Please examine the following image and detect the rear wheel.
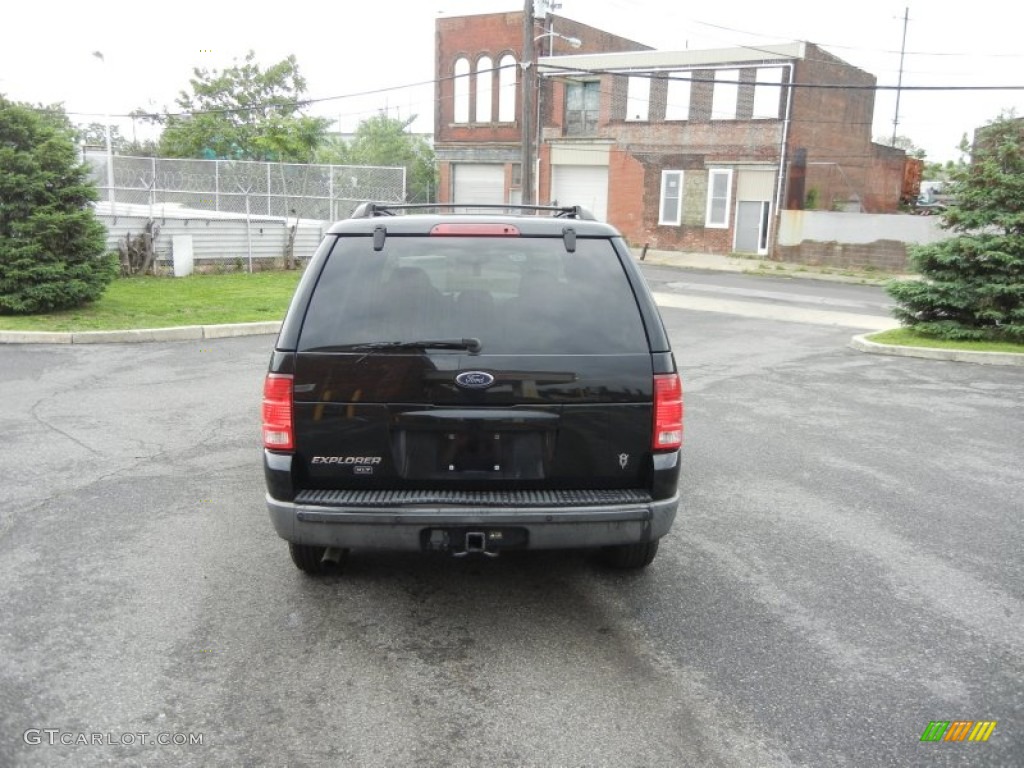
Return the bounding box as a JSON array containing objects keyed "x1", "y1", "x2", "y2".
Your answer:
[
  {"x1": 288, "y1": 543, "x2": 346, "y2": 575},
  {"x1": 600, "y1": 539, "x2": 659, "y2": 569}
]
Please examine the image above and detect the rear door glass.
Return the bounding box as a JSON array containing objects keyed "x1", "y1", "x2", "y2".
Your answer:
[{"x1": 298, "y1": 236, "x2": 649, "y2": 355}]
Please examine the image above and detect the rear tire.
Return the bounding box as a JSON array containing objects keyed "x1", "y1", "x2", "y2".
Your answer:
[
  {"x1": 600, "y1": 539, "x2": 659, "y2": 569},
  {"x1": 288, "y1": 543, "x2": 345, "y2": 575}
]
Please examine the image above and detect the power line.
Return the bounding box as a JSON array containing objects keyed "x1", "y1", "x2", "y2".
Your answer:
[
  {"x1": 684, "y1": 18, "x2": 1024, "y2": 59},
  {"x1": 597, "y1": 0, "x2": 1024, "y2": 59},
  {"x1": 36, "y1": 58, "x2": 1024, "y2": 123},
  {"x1": 540, "y1": 63, "x2": 1024, "y2": 91},
  {"x1": 38, "y1": 62, "x2": 1009, "y2": 165}
]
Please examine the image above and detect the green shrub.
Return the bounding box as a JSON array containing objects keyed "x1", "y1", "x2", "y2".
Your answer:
[
  {"x1": 887, "y1": 115, "x2": 1024, "y2": 342},
  {"x1": 0, "y1": 97, "x2": 117, "y2": 314}
]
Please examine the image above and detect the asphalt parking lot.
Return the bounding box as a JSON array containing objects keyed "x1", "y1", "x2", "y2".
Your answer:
[{"x1": 1, "y1": 274, "x2": 1021, "y2": 767}]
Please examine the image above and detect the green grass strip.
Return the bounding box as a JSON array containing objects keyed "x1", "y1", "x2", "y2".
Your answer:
[
  {"x1": 868, "y1": 328, "x2": 1024, "y2": 354},
  {"x1": 0, "y1": 271, "x2": 304, "y2": 332}
]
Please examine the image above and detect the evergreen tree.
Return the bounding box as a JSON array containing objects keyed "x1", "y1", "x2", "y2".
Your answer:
[
  {"x1": 0, "y1": 97, "x2": 116, "y2": 314},
  {"x1": 887, "y1": 114, "x2": 1024, "y2": 341}
]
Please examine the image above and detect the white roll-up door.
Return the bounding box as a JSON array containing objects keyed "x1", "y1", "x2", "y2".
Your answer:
[
  {"x1": 452, "y1": 164, "x2": 505, "y2": 205},
  {"x1": 551, "y1": 165, "x2": 608, "y2": 221}
]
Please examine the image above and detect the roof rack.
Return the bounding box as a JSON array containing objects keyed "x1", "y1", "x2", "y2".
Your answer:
[{"x1": 349, "y1": 202, "x2": 596, "y2": 221}]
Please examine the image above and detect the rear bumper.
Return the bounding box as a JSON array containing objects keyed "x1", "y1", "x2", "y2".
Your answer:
[{"x1": 266, "y1": 493, "x2": 679, "y2": 551}]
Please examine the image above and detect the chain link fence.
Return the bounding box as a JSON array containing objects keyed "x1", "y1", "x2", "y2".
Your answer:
[{"x1": 84, "y1": 153, "x2": 406, "y2": 222}]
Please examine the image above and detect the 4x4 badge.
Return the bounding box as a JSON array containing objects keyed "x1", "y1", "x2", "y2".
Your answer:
[{"x1": 455, "y1": 371, "x2": 495, "y2": 390}]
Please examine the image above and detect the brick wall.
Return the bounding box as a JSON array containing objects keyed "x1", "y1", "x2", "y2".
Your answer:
[
  {"x1": 435, "y1": 12, "x2": 649, "y2": 146},
  {"x1": 436, "y1": 13, "x2": 524, "y2": 146},
  {"x1": 787, "y1": 44, "x2": 905, "y2": 213},
  {"x1": 608, "y1": 153, "x2": 734, "y2": 252},
  {"x1": 775, "y1": 239, "x2": 909, "y2": 271},
  {"x1": 435, "y1": 12, "x2": 650, "y2": 205},
  {"x1": 607, "y1": 149, "x2": 644, "y2": 240}
]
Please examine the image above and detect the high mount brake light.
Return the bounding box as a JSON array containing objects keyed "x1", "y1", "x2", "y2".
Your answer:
[
  {"x1": 262, "y1": 374, "x2": 294, "y2": 451},
  {"x1": 429, "y1": 223, "x2": 521, "y2": 236},
  {"x1": 653, "y1": 373, "x2": 683, "y2": 451}
]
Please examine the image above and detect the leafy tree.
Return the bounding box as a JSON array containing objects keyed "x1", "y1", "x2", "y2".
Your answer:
[
  {"x1": 312, "y1": 134, "x2": 351, "y2": 166},
  {"x1": 120, "y1": 138, "x2": 161, "y2": 157},
  {"x1": 74, "y1": 121, "x2": 159, "y2": 158},
  {"x1": 0, "y1": 97, "x2": 116, "y2": 314},
  {"x1": 923, "y1": 141, "x2": 971, "y2": 181},
  {"x1": 340, "y1": 113, "x2": 437, "y2": 203},
  {"x1": 876, "y1": 134, "x2": 926, "y2": 159},
  {"x1": 922, "y1": 159, "x2": 965, "y2": 181},
  {"x1": 75, "y1": 121, "x2": 127, "y2": 152},
  {"x1": 887, "y1": 114, "x2": 1024, "y2": 341},
  {"x1": 150, "y1": 51, "x2": 331, "y2": 162}
]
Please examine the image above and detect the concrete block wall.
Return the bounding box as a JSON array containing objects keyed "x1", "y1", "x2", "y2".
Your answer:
[{"x1": 775, "y1": 240, "x2": 910, "y2": 272}]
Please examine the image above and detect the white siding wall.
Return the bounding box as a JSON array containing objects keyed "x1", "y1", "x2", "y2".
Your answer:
[{"x1": 98, "y1": 214, "x2": 326, "y2": 263}]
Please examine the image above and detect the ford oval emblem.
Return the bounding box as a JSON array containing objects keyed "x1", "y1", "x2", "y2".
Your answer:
[{"x1": 455, "y1": 371, "x2": 495, "y2": 390}]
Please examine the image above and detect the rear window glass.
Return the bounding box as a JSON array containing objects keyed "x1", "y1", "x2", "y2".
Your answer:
[{"x1": 298, "y1": 235, "x2": 649, "y2": 355}]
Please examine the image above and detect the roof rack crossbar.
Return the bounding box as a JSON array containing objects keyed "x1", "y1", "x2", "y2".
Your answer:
[{"x1": 348, "y1": 202, "x2": 596, "y2": 221}]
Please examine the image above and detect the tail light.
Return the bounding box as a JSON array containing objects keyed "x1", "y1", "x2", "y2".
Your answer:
[
  {"x1": 653, "y1": 373, "x2": 683, "y2": 451},
  {"x1": 262, "y1": 374, "x2": 294, "y2": 450}
]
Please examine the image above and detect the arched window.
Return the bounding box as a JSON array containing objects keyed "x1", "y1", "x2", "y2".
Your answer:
[
  {"x1": 498, "y1": 54, "x2": 516, "y2": 122},
  {"x1": 454, "y1": 57, "x2": 470, "y2": 124},
  {"x1": 476, "y1": 56, "x2": 493, "y2": 123}
]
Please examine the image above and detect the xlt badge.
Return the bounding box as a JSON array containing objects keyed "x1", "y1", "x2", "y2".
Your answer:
[{"x1": 455, "y1": 371, "x2": 495, "y2": 390}]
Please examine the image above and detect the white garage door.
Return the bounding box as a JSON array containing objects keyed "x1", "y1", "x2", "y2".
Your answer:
[
  {"x1": 551, "y1": 165, "x2": 608, "y2": 221},
  {"x1": 452, "y1": 164, "x2": 505, "y2": 206}
]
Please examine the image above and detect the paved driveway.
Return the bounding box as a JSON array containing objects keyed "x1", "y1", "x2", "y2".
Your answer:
[{"x1": 1, "y1": 276, "x2": 1021, "y2": 767}]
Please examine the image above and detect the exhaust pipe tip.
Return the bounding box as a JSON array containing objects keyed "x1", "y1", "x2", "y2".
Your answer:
[{"x1": 321, "y1": 547, "x2": 348, "y2": 565}]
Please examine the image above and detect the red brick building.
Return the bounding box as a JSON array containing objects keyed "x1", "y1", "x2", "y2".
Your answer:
[
  {"x1": 434, "y1": 11, "x2": 648, "y2": 207},
  {"x1": 435, "y1": 12, "x2": 907, "y2": 256}
]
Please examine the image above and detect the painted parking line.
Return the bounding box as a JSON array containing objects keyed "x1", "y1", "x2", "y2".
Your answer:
[{"x1": 652, "y1": 292, "x2": 899, "y2": 330}]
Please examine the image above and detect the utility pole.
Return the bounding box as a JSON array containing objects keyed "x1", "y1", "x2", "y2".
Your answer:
[
  {"x1": 891, "y1": 7, "x2": 909, "y2": 146},
  {"x1": 520, "y1": 0, "x2": 535, "y2": 205}
]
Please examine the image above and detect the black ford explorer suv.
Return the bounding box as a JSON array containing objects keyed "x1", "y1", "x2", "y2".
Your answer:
[{"x1": 262, "y1": 203, "x2": 682, "y2": 574}]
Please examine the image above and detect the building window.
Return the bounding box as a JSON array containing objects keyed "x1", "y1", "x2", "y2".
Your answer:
[
  {"x1": 625, "y1": 75, "x2": 650, "y2": 121},
  {"x1": 454, "y1": 57, "x2": 470, "y2": 124},
  {"x1": 659, "y1": 170, "x2": 684, "y2": 225},
  {"x1": 711, "y1": 69, "x2": 739, "y2": 120},
  {"x1": 753, "y1": 67, "x2": 784, "y2": 119},
  {"x1": 665, "y1": 75, "x2": 691, "y2": 121},
  {"x1": 498, "y1": 54, "x2": 517, "y2": 122},
  {"x1": 476, "y1": 56, "x2": 493, "y2": 123},
  {"x1": 705, "y1": 169, "x2": 733, "y2": 228},
  {"x1": 566, "y1": 81, "x2": 600, "y2": 135}
]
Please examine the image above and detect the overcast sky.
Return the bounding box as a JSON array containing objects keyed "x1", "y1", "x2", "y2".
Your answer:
[{"x1": 2, "y1": 0, "x2": 1021, "y2": 162}]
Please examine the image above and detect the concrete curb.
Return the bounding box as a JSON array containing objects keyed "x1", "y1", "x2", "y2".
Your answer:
[
  {"x1": 849, "y1": 334, "x2": 1024, "y2": 366},
  {"x1": 0, "y1": 321, "x2": 282, "y2": 345}
]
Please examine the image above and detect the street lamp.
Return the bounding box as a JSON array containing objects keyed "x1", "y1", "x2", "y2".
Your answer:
[
  {"x1": 524, "y1": 22, "x2": 581, "y2": 205},
  {"x1": 91, "y1": 51, "x2": 116, "y2": 214},
  {"x1": 534, "y1": 31, "x2": 581, "y2": 56},
  {"x1": 522, "y1": 30, "x2": 580, "y2": 205}
]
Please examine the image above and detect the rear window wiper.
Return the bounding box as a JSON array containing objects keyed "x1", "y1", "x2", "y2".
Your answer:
[{"x1": 344, "y1": 338, "x2": 482, "y2": 354}]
